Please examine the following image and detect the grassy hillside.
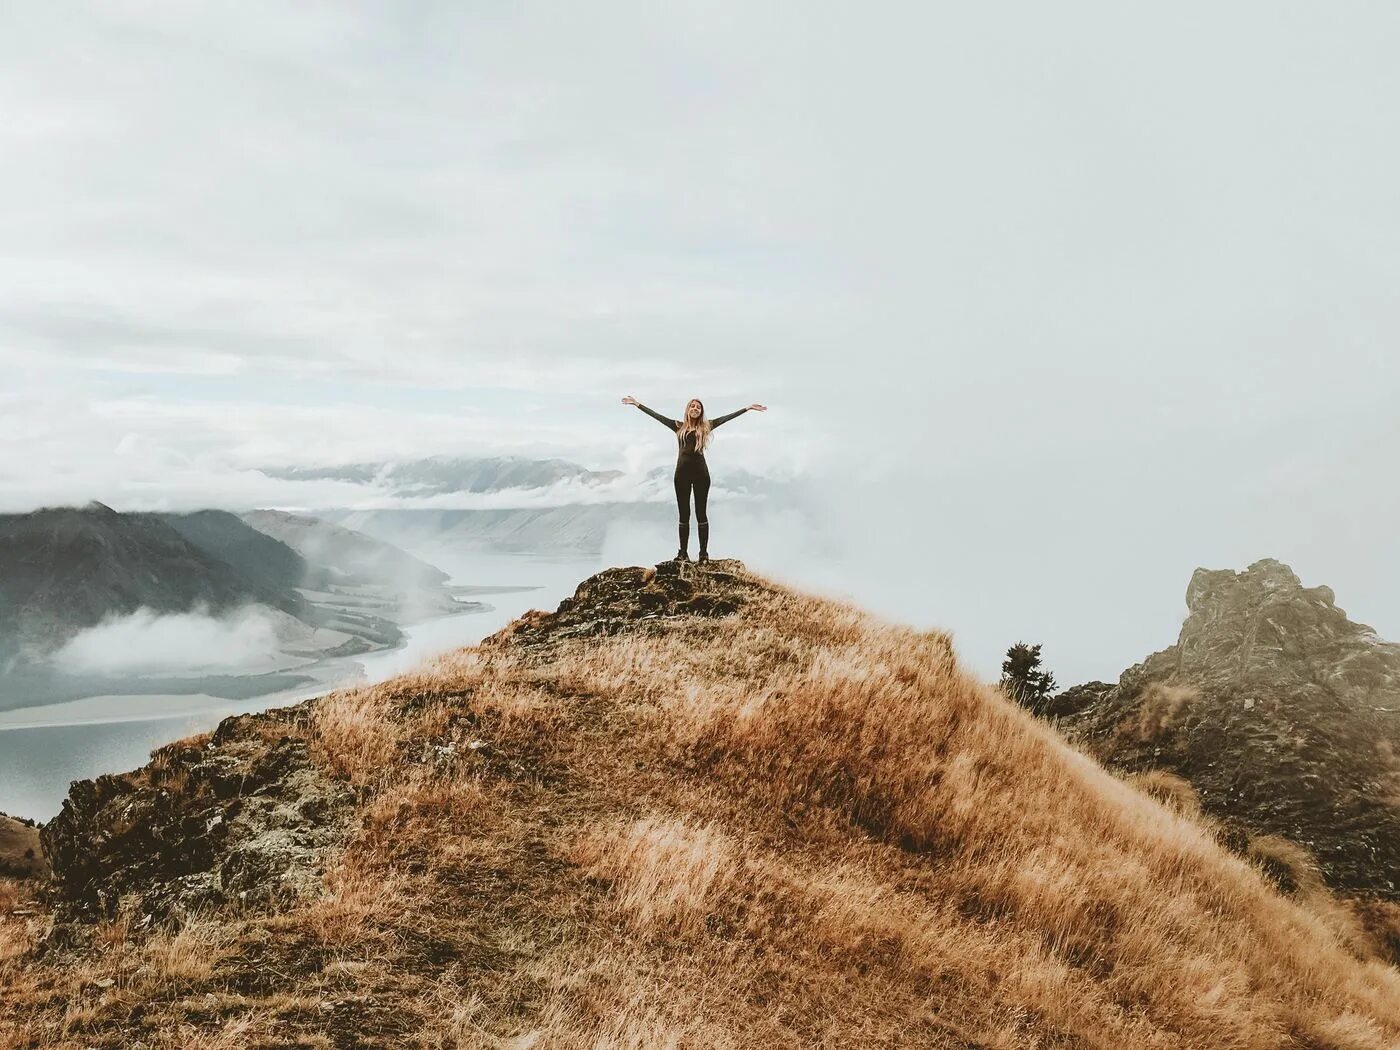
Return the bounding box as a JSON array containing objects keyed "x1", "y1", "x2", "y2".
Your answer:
[
  {"x1": 3, "y1": 560, "x2": 1398, "y2": 1048},
  {"x1": 0, "y1": 814, "x2": 47, "y2": 881}
]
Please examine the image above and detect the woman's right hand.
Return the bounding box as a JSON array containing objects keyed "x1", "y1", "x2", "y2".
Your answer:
[{"x1": 621, "y1": 395, "x2": 638, "y2": 406}]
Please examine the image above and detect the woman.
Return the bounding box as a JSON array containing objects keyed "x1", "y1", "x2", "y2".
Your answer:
[{"x1": 622, "y1": 395, "x2": 767, "y2": 563}]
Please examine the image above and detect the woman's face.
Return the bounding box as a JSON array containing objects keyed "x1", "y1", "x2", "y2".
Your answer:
[{"x1": 687, "y1": 400, "x2": 702, "y2": 419}]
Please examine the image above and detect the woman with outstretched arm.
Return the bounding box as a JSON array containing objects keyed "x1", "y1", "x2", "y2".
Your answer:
[{"x1": 622, "y1": 395, "x2": 767, "y2": 563}]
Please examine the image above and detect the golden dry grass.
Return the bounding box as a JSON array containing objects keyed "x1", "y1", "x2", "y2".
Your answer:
[
  {"x1": 1125, "y1": 768, "x2": 1203, "y2": 817},
  {"x1": 2, "y1": 562, "x2": 1399, "y2": 1047},
  {"x1": 0, "y1": 813, "x2": 48, "y2": 880}
]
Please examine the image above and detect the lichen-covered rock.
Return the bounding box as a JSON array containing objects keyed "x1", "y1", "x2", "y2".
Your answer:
[
  {"x1": 36, "y1": 707, "x2": 355, "y2": 939},
  {"x1": 484, "y1": 559, "x2": 754, "y2": 651},
  {"x1": 1056, "y1": 558, "x2": 1400, "y2": 900}
]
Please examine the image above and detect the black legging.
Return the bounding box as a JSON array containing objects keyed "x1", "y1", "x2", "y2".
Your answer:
[{"x1": 675, "y1": 455, "x2": 710, "y2": 552}]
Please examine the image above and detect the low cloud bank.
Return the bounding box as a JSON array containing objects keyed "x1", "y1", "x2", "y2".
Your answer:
[{"x1": 50, "y1": 605, "x2": 285, "y2": 676}]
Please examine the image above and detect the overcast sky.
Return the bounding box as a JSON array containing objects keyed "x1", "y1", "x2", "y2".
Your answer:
[{"x1": 2, "y1": 2, "x2": 1398, "y2": 682}]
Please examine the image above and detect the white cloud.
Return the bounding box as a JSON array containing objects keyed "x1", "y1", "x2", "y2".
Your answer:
[{"x1": 49, "y1": 605, "x2": 285, "y2": 676}]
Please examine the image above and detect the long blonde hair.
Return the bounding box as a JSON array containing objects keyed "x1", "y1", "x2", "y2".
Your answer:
[{"x1": 676, "y1": 397, "x2": 712, "y2": 453}]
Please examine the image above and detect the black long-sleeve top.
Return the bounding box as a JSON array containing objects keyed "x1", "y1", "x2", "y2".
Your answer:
[{"x1": 634, "y1": 402, "x2": 748, "y2": 456}]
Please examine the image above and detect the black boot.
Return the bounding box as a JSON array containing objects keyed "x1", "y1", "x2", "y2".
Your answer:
[
  {"x1": 676, "y1": 520, "x2": 691, "y2": 562},
  {"x1": 697, "y1": 519, "x2": 709, "y2": 563}
]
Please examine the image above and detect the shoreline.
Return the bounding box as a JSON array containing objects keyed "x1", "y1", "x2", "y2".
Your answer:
[
  {"x1": 0, "y1": 596, "x2": 511, "y2": 733},
  {"x1": 0, "y1": 686, "x2": 328, "y2": 732}
]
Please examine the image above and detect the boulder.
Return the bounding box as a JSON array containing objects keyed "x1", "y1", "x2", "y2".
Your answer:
[{"x1": 1056, "y1": 558, "x2": 1400, "y2": 900}]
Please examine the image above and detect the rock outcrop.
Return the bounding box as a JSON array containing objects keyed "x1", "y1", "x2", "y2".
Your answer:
[
  {"x1": 1054, "y1": 558, "x2": 1400, "y2": 900},
  {"x1": 484, "y1": 558, "x2": 755, "y2": 650},
  {"x1": 36, "y1": 706, "x2": 356, "y2": 949}
]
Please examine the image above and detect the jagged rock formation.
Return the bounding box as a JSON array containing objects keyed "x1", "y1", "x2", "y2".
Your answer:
[
  {"x1": 36, "y1": 706, "x2": 356, "y2": 949},
  {"x1": 1054, "y1": 558, "x2": 1400, "y2": 900}
]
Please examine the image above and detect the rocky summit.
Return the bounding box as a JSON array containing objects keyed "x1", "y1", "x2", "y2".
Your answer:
[
  {"x1": 486, "y1": 558, "x2": 754, "y2": 651},
  {"x1": 1053, "y1": 558, "x2": 1400, "y2": 902}
]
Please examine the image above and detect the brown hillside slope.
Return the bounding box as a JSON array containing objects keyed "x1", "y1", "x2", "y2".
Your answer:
[
  {"x1": 0, "y1": 813, "x2": 48, "y2": 881},
  {"x1": 3, "y1": 560, "x2": 1399, "y2": 1048}
]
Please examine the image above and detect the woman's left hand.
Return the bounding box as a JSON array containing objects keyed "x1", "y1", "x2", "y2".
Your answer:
[{"x1": 747, "y1": 403, "x2": 768, "y2": 411}]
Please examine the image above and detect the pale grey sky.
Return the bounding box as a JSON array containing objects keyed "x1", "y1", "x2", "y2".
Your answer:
[{"x1": 2, "y1": 2, "x2": 1398, "y2": 682}]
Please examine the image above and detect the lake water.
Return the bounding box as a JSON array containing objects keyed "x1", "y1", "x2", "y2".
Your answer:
[{"x1": 0, "y1": 552, "x2": 603, "y2": 822}]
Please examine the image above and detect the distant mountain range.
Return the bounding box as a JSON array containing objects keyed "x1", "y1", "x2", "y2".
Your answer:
[
  {"x1": 0, "y1": 503, "x2": 311, "y2": 659},
  {"x1": 252, "y1": 454, "x2": 812, "y2": 559},
  {"x1": 321, "y1": 503, "x2": 670, "y2": 556},
  {"x1": 261, "y1": 454, "x2": 805, "y2": 506},
  {"x1": 0, "y1": 504, "x2": 471, "y2": 689},
  {"x1": 260, "y1": 455, "x2": 624, "y2": 498},
  {"x1": 240, "y1": 509, "x2": 462, "y2": 622},
  {"x1": 240, "y1": 509, "x2": 450, "y2": 591}
]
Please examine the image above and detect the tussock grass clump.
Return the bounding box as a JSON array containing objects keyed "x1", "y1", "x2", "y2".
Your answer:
[
  {"x1": 1126, "y1": 768, "x2": 1202, "y2": 816},
  {"x1": 308, "y1": 685, "x2": 404, "y2": 787},
  {"x1": 1124, "y1": 681, "x2": 1199, "y2": 742}
]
